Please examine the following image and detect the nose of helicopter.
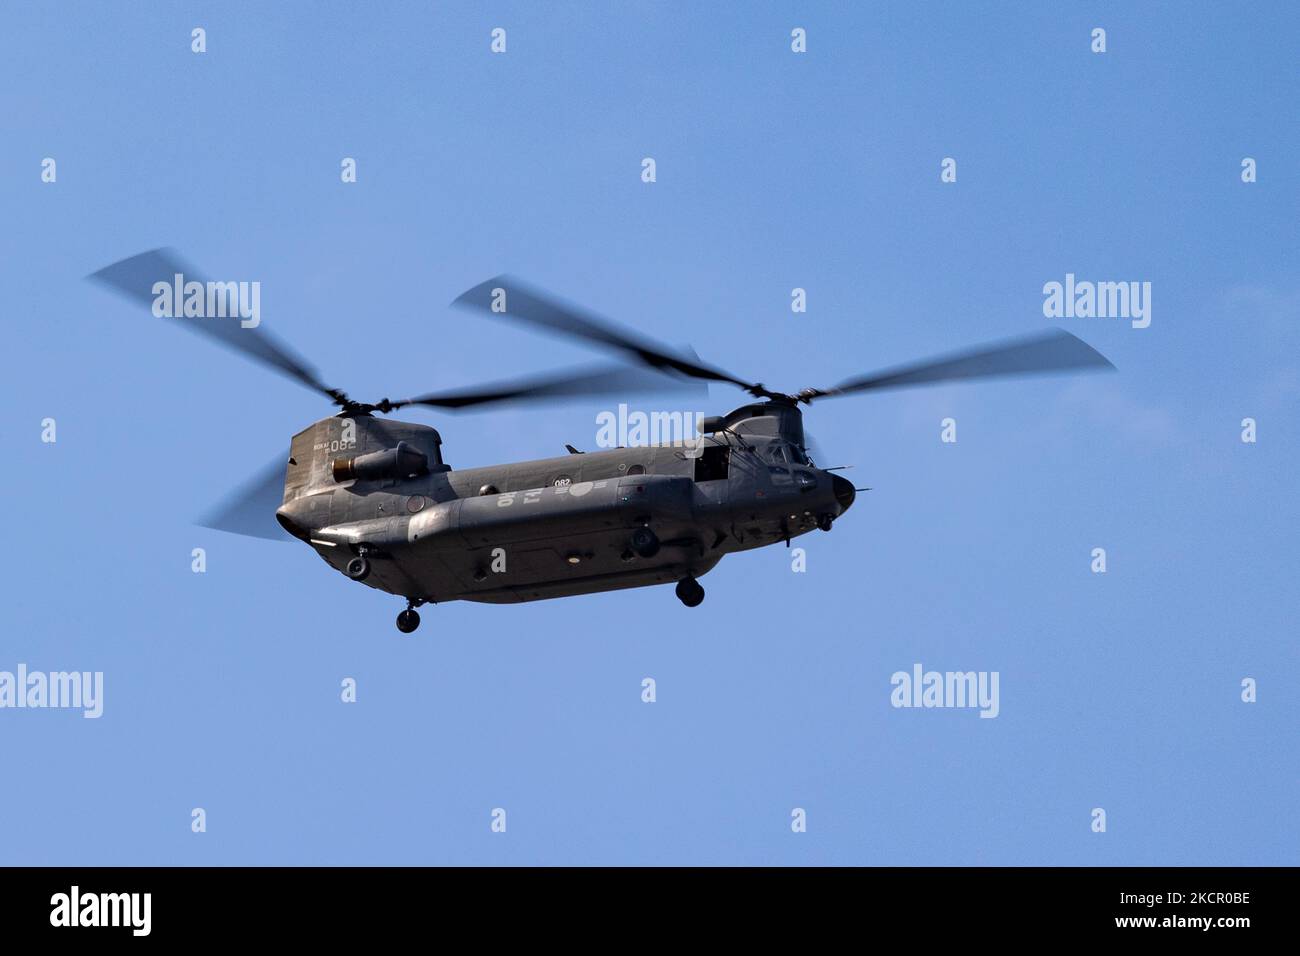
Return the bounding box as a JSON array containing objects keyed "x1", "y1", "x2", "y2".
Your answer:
[{"x1": 830, "y1": 473, "x2": 856, "y2": 515}]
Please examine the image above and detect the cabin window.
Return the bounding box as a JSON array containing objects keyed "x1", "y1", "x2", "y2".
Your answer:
[{"x1": 693, "y1": 445, "x2": 730, "y2": 482}]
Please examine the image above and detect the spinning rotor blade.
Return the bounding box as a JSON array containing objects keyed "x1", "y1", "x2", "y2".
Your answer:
[
  {"x1": 803, "y1": 330, "x2": 1113, "y2": 401},
  {"x1": 196, "y1": 455, "x2": 292, "y2": 542},
  {"x1": 394, "y1": 363, "x2": 706, "y2": 411},
  {"x1": 453, "y1": 275, "x2": 763, "y2": 395},
  {"x1": 803, "y1": 430, "x2": 829, "y2": 467},
  {"x1": 89, "y1": 248, "x2": 347, "y2": 406}
]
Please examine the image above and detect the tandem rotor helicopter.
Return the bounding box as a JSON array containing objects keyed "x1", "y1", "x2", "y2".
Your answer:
[{"x1": 91, "y1": 250, "x2": 1113, "y2": 633}]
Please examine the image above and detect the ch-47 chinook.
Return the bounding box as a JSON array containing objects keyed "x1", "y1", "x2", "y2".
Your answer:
[{"x1": 91, "y1": 250, "x2": 1114, "y2": 633}]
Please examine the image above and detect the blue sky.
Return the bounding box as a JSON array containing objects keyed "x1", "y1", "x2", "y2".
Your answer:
[{"x1": 1, "y1": 2, "x2": 1296, "y2": 865}]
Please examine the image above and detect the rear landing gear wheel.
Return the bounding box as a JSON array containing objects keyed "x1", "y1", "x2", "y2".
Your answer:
[
  {"x1": 346, "y1": 556, "x2": 371, "y2": 580},
  {"x1": 396, "y1": 609, "x2": 421, "y2": 634},
  {"x1": 675, "y1": 577, "x2": 705, "y2": 608}
]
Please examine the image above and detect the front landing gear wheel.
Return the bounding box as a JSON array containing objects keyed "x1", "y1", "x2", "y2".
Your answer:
[
  {"x1": 675, "y1": 577, "x2": 705, "y2": 608},
  {"x1": 396, "y1": 609, "x2": 421, "y2": 634},
  {"x1": 817, "y1": 513, "x2": 834, "y2": 532},
  {"x1": 346, "y1": 556, "x2": 371, "y2": 580}
]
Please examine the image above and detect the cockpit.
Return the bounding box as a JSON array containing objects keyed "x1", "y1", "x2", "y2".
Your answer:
[{"x1": 762, "y1": 440, "x2": 811, "y2": 466}]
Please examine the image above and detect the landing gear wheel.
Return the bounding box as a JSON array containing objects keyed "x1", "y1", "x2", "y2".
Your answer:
[
  {"x1": 675, "y1": 577, "x2": 705, "y2": 608},
  {"x1": 817, "y1": 514, "x2": 834, "y2": 532},
  {"x1": 346, "y1": 556, "x2": 371, "y2": 580},
  {"x1": 396, "y1": 609, "x2": 421, "y2": 634},
  {"x1": 630, "y1": 527, "x2": 661, "y2": 559}
]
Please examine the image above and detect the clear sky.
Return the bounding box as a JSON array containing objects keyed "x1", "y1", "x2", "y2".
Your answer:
[{"x1": 1, "y1": 2, "x2": 1296, "y2": 865}]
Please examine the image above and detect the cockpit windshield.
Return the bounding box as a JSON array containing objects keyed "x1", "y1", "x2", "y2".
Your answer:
[{"x1": 765, "y1": 442, "x2": 810, "y2": 466}]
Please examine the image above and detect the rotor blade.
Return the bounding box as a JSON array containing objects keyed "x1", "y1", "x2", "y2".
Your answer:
[
  {"x1": 453, "y1": 275, "x2": 762, "y2": 393},
  {"x1": 89, "y1": 248, "x2": 346, "y2": 405},
  {"x1": 196, "y1": 455, "x2": 292, "y2": 542},
  {"x1": 806, "y1": 330, "x2": 1114, "y2": 400},
  {"x1": 394, "y1": 363, "x2": 707, "y2": 411}
]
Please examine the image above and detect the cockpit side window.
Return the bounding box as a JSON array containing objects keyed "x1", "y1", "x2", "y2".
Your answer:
[{"x1": 765, "y1": 442, "x2": 808, "y2": 465}]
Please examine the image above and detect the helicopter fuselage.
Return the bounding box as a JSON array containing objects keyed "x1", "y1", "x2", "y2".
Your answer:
[{"x1": 274, "y1": 403, "x2": 856, "y2": 605}]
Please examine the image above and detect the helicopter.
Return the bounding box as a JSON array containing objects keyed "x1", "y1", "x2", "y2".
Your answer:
[{"x1": 90, "y1": 249, "x2": 1114, "y2": 633}]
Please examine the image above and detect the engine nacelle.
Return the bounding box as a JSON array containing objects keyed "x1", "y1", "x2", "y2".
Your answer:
[{"x1": 332, "y1": 440, "x2": 429, "y2": 483}]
